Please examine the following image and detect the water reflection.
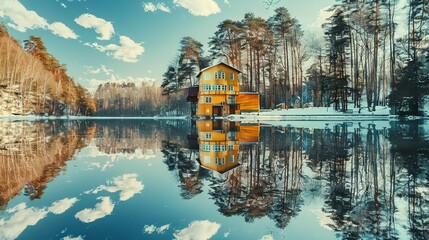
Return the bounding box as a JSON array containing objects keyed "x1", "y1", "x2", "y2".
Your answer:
[
  {"x1": 0, "y1": 119, "x2": 427, "y2": 239},
  {"x1": 193, "y1": 120, "x2": 304, "y2": 227},
  {"x1": 0, "y1": 121, "x2": 95, "y2": 208},
  {"x1": 196, "y1": 120, "x2": 260, "y2": 173},
  {"x1": 166, "y1": 120, "x2": 429, "y2": 238}
]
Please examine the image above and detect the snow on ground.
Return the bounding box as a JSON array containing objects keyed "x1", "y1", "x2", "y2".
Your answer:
[
  {"x1": 257, "y1": 120, "x2": 392, "y2": 130},
  {"x1": 228, "y1": 106, "x2": 392, "y2": 122},
  {"x1": 252, "y1": 106, "x2": 390, "y2": 116}
]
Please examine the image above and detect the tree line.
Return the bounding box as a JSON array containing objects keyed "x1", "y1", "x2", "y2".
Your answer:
[
  {"x1": 93, "y1": 81, "x2": 190, "y2": 116},
  {"x1": 311, "y1": 0, "x2": 429, "y2": 114},
  {"x1": 162, "y1": 1, "x2": 429, "y2": 115},
  {"x1": 0, "y1": 23, "x2": 96, "y2": 116}
]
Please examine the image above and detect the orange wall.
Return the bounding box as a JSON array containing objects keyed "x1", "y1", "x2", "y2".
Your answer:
[
  {"x1": 199, "y1": 64, "x2": 240, "y2": 92},
  {"x1": 199, "y1": 145, "x2": 239, "y2": 173},
  {"x1": 237, "y1": 125, "x2": 260, "y2": 142},
  {"x1": 196, "y1": 64, "x2": 260, "y2": 116},
  {"x1": 237, "y1": 93, "x2": 260, "y2": 111}
]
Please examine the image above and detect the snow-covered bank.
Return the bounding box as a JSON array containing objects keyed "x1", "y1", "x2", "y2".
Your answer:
[
  {"x1": 257, "y1": 120, "x2": 392, "y2": 130},
  {"x1": 228, "y1": 106, "x2": 393, "y2": 122}
]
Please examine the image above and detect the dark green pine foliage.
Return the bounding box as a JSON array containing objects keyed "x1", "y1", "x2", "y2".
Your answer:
[
  {"x1": 324, "y1": 8, "x2": 350, "y2": 112},
  {"x1": 390, "y1": 0, "x2": 429, "y2": 116},
  {"x1": 161, "y1": 65, "x2": 181, "y2": 97}
]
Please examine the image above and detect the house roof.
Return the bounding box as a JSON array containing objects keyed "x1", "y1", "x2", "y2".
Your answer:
[{"x1": 196, "y1": 62, "x2": 242, "y2": 78}]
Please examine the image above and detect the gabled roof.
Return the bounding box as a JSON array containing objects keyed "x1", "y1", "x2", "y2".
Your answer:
[{"x1": 196, "y1": 62, "x2": 242, "y2": 78}]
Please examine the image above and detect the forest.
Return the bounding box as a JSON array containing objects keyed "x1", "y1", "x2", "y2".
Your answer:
[
  {"x1": 0, "y1": 0, "x2": 428, "y2": 117},
  {"x1": 162, "y1": 0, "x2": 429, "y2": 116},
  {"x1": 94, "y1": 81, "x2": 189, "y2": 116},
  {"x1": 0, "y1": 23, "x2": 96, "y2": 116}
]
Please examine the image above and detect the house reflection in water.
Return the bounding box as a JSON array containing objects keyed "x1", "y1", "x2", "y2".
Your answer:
[{"x1": 192, "y1": 120, "x2": 260, "y2": 174}]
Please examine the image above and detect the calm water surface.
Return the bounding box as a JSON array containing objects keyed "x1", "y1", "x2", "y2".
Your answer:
[{"x1": 0, "y1": 119, "x2": 428, "y2": 240}]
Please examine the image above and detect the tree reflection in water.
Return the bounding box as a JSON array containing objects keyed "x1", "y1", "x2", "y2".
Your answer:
[
  {"x1": 1, "y1": 119, "x2": 427, "y2": 239},
  {"x1": 0, "y1": 121, "x2": 96, "y2": 209},
  {"x1": 161, "y1": 120, "x2": 429, "y2": 239}
]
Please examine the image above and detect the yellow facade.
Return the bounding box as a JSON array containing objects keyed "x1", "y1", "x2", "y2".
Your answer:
[
  {"x1": 196, "y1": 62, "x2": 259, "y2": 116},
  {"x1": 196, "y1": 120, "x2": 260, "y2": 174}
]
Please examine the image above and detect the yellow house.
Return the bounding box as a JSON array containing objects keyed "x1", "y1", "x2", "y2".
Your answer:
[
  {"x1": 196, "y1": 120, "x2": 260, "y2": 174},
  {"x1": 195, "y1": 62, "x2": 260, "y2": 117}
]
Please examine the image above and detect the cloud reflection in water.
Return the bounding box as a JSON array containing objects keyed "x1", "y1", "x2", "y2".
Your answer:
[{"x1": 75, "y1": 196, "x2": 114, "y2": 223}]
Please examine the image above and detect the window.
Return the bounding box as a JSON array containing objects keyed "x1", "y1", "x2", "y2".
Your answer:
[
  {"x1": 205, "y1": 133, "x2": 212, "y2": 139},
  {"x1": 230, "y1": 73, "x2": 234, "y2": 80},
  {"x1": 203, "y1": 85, "x2": 210, "y2": 91},
  {"x1": 204, "y1": 156, "x2": 211, "y2": 164},
  {"x1": 215, "y1": 157, "x2": 225, "y2": 166},
  {"x1": 203, "y1": 144, "x2": 211, "y2": 151},
  {"x1": 228, "y1": 85, "x2": 234, "y2": 91},
  {"x1": 214, "y1": 70, "x2": 223, "y2": 79},
  {"x1": 206, "y1": 96, "x2": 212, "y2": 103},
  {"x1": 204, "y1": 73, "x2": 210, "y2": 80},
  {"x1": 230, "y1": 155, "x2": 235, "y2": 163},
  {"x1": 221, "y1": 145, "x2": 226, "y2": 151},
  {"x1": 213, "y1": 145, "x2": 221, "y2": 152},
  {"x1": 221, "y1": 85, "x2": 226, "y2": 91},
  {"x1": 228, "y1": 145, "x2": 234, "y2": 150}
]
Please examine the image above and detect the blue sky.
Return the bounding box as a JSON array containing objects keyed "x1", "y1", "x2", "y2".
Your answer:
[{"x1": 0, "y1": 0, "x2": 336, "y2": 91}]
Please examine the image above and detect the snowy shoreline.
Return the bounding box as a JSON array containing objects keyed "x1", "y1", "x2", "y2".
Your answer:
[
  {"x1": 1, "y1": 106, "x2": 427, "y2": 122},
  {"x1": 226, "y1": 106, "x2": 393, "y2": 121}
]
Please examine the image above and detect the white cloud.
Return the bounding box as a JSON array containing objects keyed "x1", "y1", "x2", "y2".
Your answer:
[
  {"x1": 63, "y1": 236, "x2": 84, "y2": 240},
  {"x1": 84, "y1": 36, "x2": 144, "y2": 63},
  {"x1": 48, "y1": 197, "x2": 79, "y2": 215},
  {"x1": 0, "y1": 0, "x2": 48, "y2": 32},
  {"x1": 0, "y1": 203, "x2": 48, "y2": 240},
  {"x1": 61, "y1": 3, "x2": 67, "y2": 8},
  {"x1": 173, "y1": 220, "x2": 221, "y2": 240},
  {"x1": 84, "y1": 65, "x2": 113, "y2": 75},
  {"x1": 260, "y1": 235, "x2": 274, "y2": 240},
  {"x1": 0, "y1": 0, "x2": 77, "y2": 39},
  {"x1": 144, "y1": 225, "x2": 157, "y2": 234},
  {"x1": 88, "y1": 174, "x2": 144, "y2": 201},
  {"x1": 157, "y1": 224, "x2": 170, "y2": 234},
  {"x1": 48, "y1": 22, "x2": 78, "y2": 39},
  {"x1": 143, "y1": 2, "x2": 157, "y2": 12},
  {"x1": 156, "y1": 3, "x2": 171, "y2": 12},
  {"x1": 173, "y1": 0, "x2": 221, "y2": 16},
  {"x1": 142, "y1": 2, "x2": 171, "y2": 12},
  {"x1": 75, "y1": 13, "x2": 115, "y2": 40},
  {"x1": 144, "y1": 224, "x2": 170, "y2": 234},
  {"x1": 75, "y1": 197, "x2": 114, "y2": 223}
]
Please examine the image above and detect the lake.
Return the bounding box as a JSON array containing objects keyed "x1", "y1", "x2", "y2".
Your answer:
[{"x1": 0, "y1": 119, "x2": 428, "y2": 240}]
